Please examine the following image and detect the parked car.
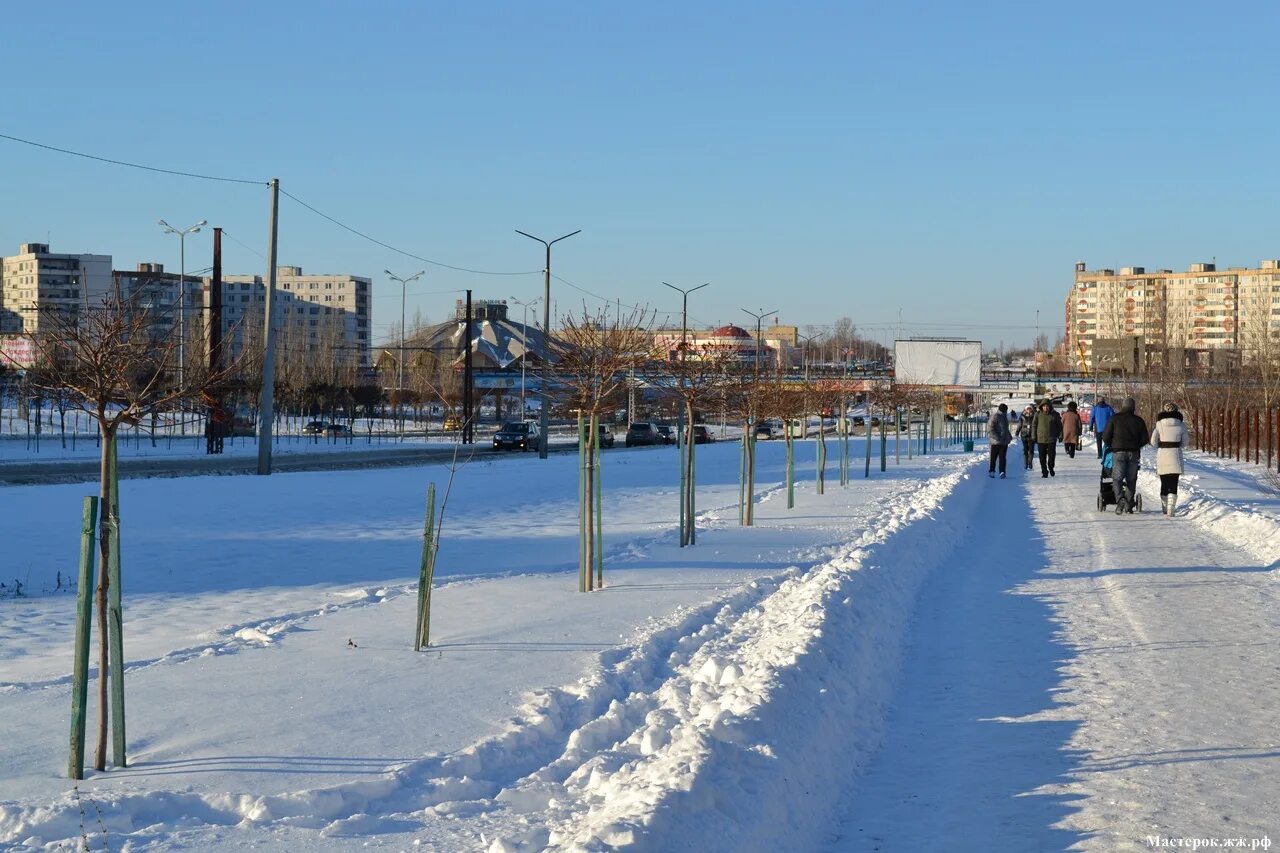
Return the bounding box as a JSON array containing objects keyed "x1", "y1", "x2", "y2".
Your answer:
[
  {"x1": 229, "y1": 416, "x2": 256, "y2": 437},
  {"x1": 688, "y1": 425, "x2": 715, "y2": 444},
  {"x1": 442, "y1": 414, "x2": 463, "y2": 431},
  {"x1": 492, "y1": 421, "x2": 540, "y2": 451},
  {"x1": 302, "y1": 420, "x2": 328, "y2": 435},
  {"x1": 625, "y1": 422, "x2": 662, "y2": 447},
  {"x1": 654, "y1": 424, "x2": 674, "y2": 445},
  {"x1": 754, "y1": 419, "x2": 782, "y2": 440},
  {"x1": 593, "y1": 424, "x2": 615, "y2": 448},
  {"x1": 326, "y1": 422, "x2": 351, "y2": 436}
]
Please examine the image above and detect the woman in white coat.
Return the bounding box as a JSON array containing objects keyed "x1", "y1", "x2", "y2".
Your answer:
[{"x1": 1150, "y1": 402, "x2": 1189, "y2": 516}]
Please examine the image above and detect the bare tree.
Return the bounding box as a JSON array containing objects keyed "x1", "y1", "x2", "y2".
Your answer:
[
  {"x1": 556, "y1": 305, "x2": 655, "y2": 590},
  {"x1": 657, "y1": 340, "x2": 734, "y2": 544},
  {"x1": 16, "y1": 295, "x2": 239, "y2": 771}
]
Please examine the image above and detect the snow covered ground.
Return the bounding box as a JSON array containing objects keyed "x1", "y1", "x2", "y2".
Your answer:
[
  {"x1": 4, "y1": 431, "x2": 1278, "y2": 852},
  {"x1": 825, "y1": 438, "x2": 1280, "y2": 852},
  {"x1": 1, "y1": 434, "x2": 973, "y2": 850}
]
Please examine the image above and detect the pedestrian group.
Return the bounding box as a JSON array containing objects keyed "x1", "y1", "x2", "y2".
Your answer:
[{"x1": 986, "y1": 394, "x2": 1188, "y2": 516}]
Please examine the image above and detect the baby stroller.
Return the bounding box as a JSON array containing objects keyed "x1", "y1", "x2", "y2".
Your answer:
[{"x1": 1097, "y1": 444, "x2": 1142, "y2": 512}]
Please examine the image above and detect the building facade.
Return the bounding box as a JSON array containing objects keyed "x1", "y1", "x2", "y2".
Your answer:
[
  {"x1": 113, "y1": 262, "x2": 205, "y2": 339},
  {"x1": 1066, "y1": 259, "x2": 1280, "y2": 370},
  {"x1": 0, "y1": 243, "x2": 112, "y2": 343},
  {"x1": 219, "y1": 266, "x2": 372, "y2": 367},
  {"x1": 653, "y1": 324, "x2": 785, "y2": 366}
]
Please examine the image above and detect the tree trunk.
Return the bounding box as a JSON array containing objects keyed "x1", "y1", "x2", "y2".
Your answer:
[{"x1": 94, "y1": 422, "x2": 114, "y2": 771}]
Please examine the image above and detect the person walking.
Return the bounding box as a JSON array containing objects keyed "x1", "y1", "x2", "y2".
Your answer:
[
  {"x1": 1101, "y1": 396, "x2": 1148, "y2": 513},
  {"x1": 1016, "y1": 404, "x2": 1036, "y2": 470},
  {"x1": 1089, "y1": 396, "x2": 1115, "y2": 458},
  {"x1": 1061, "y1": 400, "x2": 1082, "y2": 459},
  {"x1": 1032, "y1": 400, "x2": 1062, "y2": 477},
  {"x1": 1150, "y1": 402, "x2": 1189, "y2": 516},
  {"x1": 986, "y1": 403, "x2": 1012, "y2": 478}
]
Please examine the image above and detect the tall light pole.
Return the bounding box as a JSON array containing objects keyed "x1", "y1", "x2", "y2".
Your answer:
[
  {"x1": 662, "y1": 282, "x2": 710, "y2": 363},
  {"x1": 510, "y1": 295, "x2": 540, "y2": 418},
  {"x1": 741, "y1": 308, "x2": 779, "y2": 379},
  {"x1": 515, "y1": 228, "x2": 580, "y2": 458},
  {"x1": 158, "y1": 218, "x2": 206, "y2": 388},
  {"x1": 385, "y1": 270, "x2": 425, "y2": 427}
]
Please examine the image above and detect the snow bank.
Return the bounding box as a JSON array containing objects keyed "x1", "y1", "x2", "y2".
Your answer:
[
  {"x1": 1139, "y1": 459, "x2": 1280, "y2": 568},
  {"x1": 490, "y1": 456, "x2": 984, "y2": 851}
]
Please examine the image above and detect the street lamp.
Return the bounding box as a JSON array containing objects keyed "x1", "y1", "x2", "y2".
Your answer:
[
  {"x1": 741, "y1": 307, "x2": 779, "y2": 379},
  {"x1": 158, "y1": 218, "x2": 207, "y2": 388},
  {"x1": 515, "y1": 228, "x2": 580, "y2": 458},
  {"x1": 661, "y1": 282, "x2": 709, "y2": 364},
  {"x1": 385, "y1": 269, "x2": 425, "y2": 432},
  {"x1": 509, "y1": 295, "x2": 541, "y2": 417}
]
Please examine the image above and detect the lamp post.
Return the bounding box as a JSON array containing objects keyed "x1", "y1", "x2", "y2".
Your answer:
[
  {"x1": 741, "y1": 308, "x2": 779, "y2": 379},
  {"x1": 515, "y1": 228, "x2": 580, "y2": 458},
  {"x1": 158, "y1": 219, "x2": 206, "y2": 388},
  {"x1": 661, "y1": 282, "x2": 709, "y2": 364},
  {"x1": 385, "y1": 269, "x2": 425, "y2": 432},
  {"x1": 509, "y1": 295, "x2": 540, "y2": 418}
]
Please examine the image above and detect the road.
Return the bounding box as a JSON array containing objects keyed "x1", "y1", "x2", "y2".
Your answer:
[{"x1": 0, "y1": 441, "x2": 590, "y2": 486}]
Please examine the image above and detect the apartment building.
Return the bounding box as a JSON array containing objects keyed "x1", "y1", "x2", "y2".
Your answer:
[
  {"x1": 112, "y1": 262, "x2": 205, "y2": 339},
  {"x1": 220, "y1": 266, "x2": 372, "y2": 366},
  {"x1": 0, "y1": 243, "x2": 112, "y2": 342},
  {"x1": 1066, "y1": 259, "x2": 1280, "y2": 370}
]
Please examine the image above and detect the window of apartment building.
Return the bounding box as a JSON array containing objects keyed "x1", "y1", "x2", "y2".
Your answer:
[
  {"x1": 309, "y1": 306, "x2": 318, "y2": 314},
  {"x1": 309, "y1": 319, "x2": 317, "y2": 327},
  {"x1": 337, "y1": 295, "x2": 345, "y2": 303},
  {"x1": 283, "y1": 283, "x2": 290, "y2": 290},
  {"x1": 325, "y1": 282, "x2": 332, "y2": 289},
  {"x1": 309, "y1": 283, "x2": 318, "y2": 290},
  {"x1": 324, "y1": 295, "x2": 332, "y2": 302}
]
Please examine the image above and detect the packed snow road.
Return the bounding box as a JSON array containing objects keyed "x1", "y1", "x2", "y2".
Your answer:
[{"x1": 826, "y1": 444, "x2": 1280, "y2": 852}]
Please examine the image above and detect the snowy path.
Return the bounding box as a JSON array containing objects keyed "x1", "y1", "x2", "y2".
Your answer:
[{"x1": 827, "y1": 447, "x2": 1280, "y2": 852}]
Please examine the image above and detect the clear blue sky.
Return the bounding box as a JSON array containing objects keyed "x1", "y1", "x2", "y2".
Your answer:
[{"x1": 2, "y1": 0, "x2": 1276, "y2": 349}]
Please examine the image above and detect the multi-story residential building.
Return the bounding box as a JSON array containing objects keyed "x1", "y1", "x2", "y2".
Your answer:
[
  {"x1": 218, "y1": 266, "x2": 372, "y2": 367},
  {"x1": 0, "y1": 243, "x2": 112, "y2": 343},
  {"x1": 1066, "y1": 259, "x2": 1280, "y2": 370},
  {"x1": 113, "y1": 262, "x2": 205, "y2": 339}
]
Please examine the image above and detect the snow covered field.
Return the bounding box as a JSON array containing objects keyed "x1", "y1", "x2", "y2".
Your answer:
[
  {"x1": 3, "y1": 434, "x2": 1278, "y2": 851},
  {"x1": 1, "y1": 435, "x2": 973, "y2": 850}
]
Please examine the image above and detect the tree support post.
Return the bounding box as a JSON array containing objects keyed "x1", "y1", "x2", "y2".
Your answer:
[
  {"x1": 69, "y1": 496, "x2": 99, "y2": 780},
  {"x1": 107, "y1": 437, "x2": 126, "y2": 768},
  {"x1": 414, "y1": 483, "x2": 437, "y2": 651}
]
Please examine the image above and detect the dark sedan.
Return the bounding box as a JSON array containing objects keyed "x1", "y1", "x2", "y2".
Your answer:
[
  {"x1": 493, "y1": 421, "x2": 540, "y2": 451},
  {"x1": 625, "y1": 422, "x2": 662, "y2": 447}
]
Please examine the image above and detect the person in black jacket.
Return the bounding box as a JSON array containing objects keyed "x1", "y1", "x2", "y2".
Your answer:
[{"x1": 1100, "y1": 396, "x2": 1149, "y2": 513}]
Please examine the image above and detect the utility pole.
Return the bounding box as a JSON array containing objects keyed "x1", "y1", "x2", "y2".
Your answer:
[
  {"x1": 256, "y1": 178, "x2": 280, "y2": 476},
  {"x1": 741, "y1": 307, "x2": 778, "y2": 380},
  {"x1": 206, "y1": 228, "x2": 224, "y2": 455},
  {"x1": 515, "y1": 228, "x2": 580, "y2": 458},
  {"x1": 463, "y1": 289, "x2": 474, "y2": 444}
]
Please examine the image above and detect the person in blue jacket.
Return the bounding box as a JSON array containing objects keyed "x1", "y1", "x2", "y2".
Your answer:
[{"x1": 1089, "y1": 396, "x2": 1115, "y2": 458}]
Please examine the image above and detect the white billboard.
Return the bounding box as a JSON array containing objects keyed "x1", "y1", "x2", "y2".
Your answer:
[{"x1": 893, "y1": 339, "x2": 982, "y2": 387}]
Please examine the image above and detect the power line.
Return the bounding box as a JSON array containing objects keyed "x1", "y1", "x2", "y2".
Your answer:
[
  {"x1": 0, "y1": 131, "x2": 268, "y2": 185},
  {"x1": 279, "y1": 188, "x2": 541, "y2": 278},
  {"x1": 219, "y1": 229, "x2": 267, "y2": 261}
]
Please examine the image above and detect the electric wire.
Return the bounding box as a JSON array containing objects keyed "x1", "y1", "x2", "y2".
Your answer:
[
  {"x1": 279, "y1": 188, "x2": 541, "y2": 278},
  {"x1": 0, "y1": 131, "x2": 268, "y2": 185}
]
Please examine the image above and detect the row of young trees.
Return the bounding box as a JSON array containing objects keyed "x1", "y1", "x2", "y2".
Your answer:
[{"x1": 12, "y1": 293, "x2": 916, "y2": 776}]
